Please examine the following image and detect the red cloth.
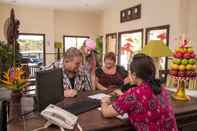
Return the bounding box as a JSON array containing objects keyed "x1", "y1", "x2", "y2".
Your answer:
[{"x1": 112, "y1": 82, "x2": 178, "y2": 131}]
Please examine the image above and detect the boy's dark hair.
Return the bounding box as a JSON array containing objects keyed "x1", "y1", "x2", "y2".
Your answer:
[{"x1": 130, "y1": 53, "x2": 161, "y2": 95}]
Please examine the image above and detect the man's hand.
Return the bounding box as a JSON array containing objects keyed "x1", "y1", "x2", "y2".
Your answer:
[{"x1": 64, "y1": 89, "x2": 77, "y2": 97}]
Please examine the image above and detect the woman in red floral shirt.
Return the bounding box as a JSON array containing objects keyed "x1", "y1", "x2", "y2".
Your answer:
[{"x1": 101, "y1": 53, "x2": 178, "y2": 131}]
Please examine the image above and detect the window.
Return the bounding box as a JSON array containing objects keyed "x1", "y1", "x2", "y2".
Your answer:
[
  {"x1": 17, "y1": 33, "x2": 45, "y2": 66},
  {"x1": 63, "y1": 35, "x2": 89, "y2": 52},
  {"x1": 118, "y1": 29, "x2": 143, "y2": 69}
]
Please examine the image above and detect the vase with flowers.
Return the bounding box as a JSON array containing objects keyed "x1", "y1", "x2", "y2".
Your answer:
[{"x1": 0, "y1": 66, "x2": 28, "y2": 103}]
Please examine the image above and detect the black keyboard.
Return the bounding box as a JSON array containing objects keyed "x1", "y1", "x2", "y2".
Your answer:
[{"x1": 64, "y1": 99, "x2": 100, "y2": 115}]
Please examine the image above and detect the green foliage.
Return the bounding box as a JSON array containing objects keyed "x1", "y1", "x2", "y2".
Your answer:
[
  {"x1": 96, "y1": 37, "x2": 103, "y2": 52},
  {"x1": 0, "y1": 41, "x2": 12, "y2": 75},
  {"x1": 95, "y1": 37, "x2": 103, "y2": 66},
  {"x1": 0, "y1": 41, "x2": 22, "y2": 78}
]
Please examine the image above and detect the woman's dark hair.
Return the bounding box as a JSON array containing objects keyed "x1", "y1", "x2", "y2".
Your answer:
[
  {"x1": 130, "y1": 53, "x2": 161, "y2": 95},
  {"x1": 104, "y1": 52, "x2": 116, "y2": 62}
]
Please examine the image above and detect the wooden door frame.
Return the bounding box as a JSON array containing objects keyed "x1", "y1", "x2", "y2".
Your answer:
[
  {"x1": 105, "y1": 32, "x2": 117, "y2": 54},
  {"x1": 118, "y1": 29, "x2": 144, "y2": 64},
  {"x1": 145, "y1": 24, "x2": 170, "y2": 72}
]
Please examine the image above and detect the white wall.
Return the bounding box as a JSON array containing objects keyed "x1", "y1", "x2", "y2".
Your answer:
[
  {"x1": 101, "y1": 0, "x2": 182, "y2": 51},
  {"x1": 54, "y1": 10, "x2": 101, "y2": 42},
  {"x1": 187, "y1": 0, "x2": 197, "y2": 51},
  {"x1": 1, "y1": 1, "x2": 197, "y2": 64},
  {"x1": 177, "y1": 0, "x2": 197, "y2": 52},
  {"x1": 0, "y1": 4, "x2": 101, "y2": 65},
  {"x1": 0, "y1": 4, "x2": 55, "y2": 65},
  {"x1": 54, "y1": 10, "x2": 101, "y2": 54}
]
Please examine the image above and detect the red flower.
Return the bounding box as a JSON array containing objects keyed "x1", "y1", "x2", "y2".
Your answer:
[
  {"x1": 121, "y1": 43, "x2": 133, "y2": 53},
  {"x1": 157, "y1": 33, "x2": 166, "y2": 41}
]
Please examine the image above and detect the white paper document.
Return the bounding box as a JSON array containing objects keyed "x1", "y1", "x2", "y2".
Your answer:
[
  {"x1": 88, "y1": 93, "x2": 110, "y2": 100},
  {"x1": 116, "y1": 113, "x2": 128, "y2": 119}
]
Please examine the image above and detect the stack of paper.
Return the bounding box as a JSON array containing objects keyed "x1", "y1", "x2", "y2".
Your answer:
[{"x1": 88, "y1": 93, "x2": 110, "y2": 100}]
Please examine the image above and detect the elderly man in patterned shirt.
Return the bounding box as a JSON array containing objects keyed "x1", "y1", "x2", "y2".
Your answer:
[{"x1": 54, "y1": 47, "x2": 93, "y2": 97}]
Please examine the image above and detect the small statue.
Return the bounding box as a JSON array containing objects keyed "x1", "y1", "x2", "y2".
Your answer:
[
  {"x1": 5, "y1": 8, "x2": 20, "y2": 66},
  {"x1": 6, "y1": 8, "x2": 20, "y2": 48}
]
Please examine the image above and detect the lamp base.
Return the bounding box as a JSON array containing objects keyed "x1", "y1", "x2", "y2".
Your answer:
[
  {"x1": 172, "y1": 80, "x2": 191, "y2": 101},
  {"x1": 172, "y1": 94, "x2": 190, "y2": 101}
]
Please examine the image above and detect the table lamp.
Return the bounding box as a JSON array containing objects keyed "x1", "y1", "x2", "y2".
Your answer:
[
  {"x1": 54, "y1": 42, "x2": 62, "y2": 60},
  {"x1": 141, "y1": 40, "x2": 172, "y2": 78}
]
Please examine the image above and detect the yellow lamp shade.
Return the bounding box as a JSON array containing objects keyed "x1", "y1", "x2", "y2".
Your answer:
[
  {"x1": 141, "y1": 40, "x2": 172, "y2": 57},
  {"x1": 54, "y1": 42, "x2": 62, "y2": 49}
]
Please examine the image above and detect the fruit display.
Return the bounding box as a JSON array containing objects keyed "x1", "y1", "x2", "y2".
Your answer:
[{"x1": 169, "y1": 37, "x2": 197, "y2": 79}]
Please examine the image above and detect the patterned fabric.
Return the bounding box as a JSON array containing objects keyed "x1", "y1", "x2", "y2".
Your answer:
[
  {"x1": 53, "y1": 59, "x2": 92, "y2": 91},
  {"x1": 112, "y1": 82, "x2": 178, "y2": 131},
  {"x1": 96, "y1": 65, "x2": 128, "y2": 88},
  {"x1": 79, "y1": 63, "x2": 93, "y2": 89}
]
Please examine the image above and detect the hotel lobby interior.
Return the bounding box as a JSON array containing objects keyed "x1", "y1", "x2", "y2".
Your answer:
[{"x1": 0, "y1": 0, "x2": 197, "y2": 131}]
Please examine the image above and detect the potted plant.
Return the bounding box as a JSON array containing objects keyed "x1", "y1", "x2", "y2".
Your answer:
[{"x1": 0, "y1": 66, "x2": 28, "y2": 103}]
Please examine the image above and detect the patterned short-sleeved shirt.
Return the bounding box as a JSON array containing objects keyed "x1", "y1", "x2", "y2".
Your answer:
[
  {"x1": 53, "y1": 59, "x2": 92, "y2": 91},
  {"x1": 112, "y1": 82, "x2": 178, "y2": 131}
]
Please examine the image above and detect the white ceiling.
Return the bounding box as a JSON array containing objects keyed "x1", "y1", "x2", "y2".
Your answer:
[{"x1": 0, "y1": 0, "x2": 114, "y2": 13}]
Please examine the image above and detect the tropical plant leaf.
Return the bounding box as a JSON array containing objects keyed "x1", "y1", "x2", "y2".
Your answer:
[{"x1": 0, "y1": 80, "x2": 12, "y2": 85}]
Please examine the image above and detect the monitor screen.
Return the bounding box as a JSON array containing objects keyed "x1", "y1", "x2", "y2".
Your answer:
[{"x1": 35, "y1": 68, "x2": 64, "y2": 111}]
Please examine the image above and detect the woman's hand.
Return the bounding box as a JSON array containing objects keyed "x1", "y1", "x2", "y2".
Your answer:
[
  {"x1": 95, "y1": 80, "x2": 108, "y2": 91},
  {"x1": 108, "y1": 85, "x2": 118, "y2": 89},
  {"x1": 101, "y1": 96, "x2": 119, "y2": 118},
  {"x1": 64, "y1": 89, "x2": 77, "y2": 97},
  {"x1": 112, "y1": 89, "x2": 123, "y2": 96},
  {"x1": 101, "y1": 96, "x2": 111, "y2": 105}
]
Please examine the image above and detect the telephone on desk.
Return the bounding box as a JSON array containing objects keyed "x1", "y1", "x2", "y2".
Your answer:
[{"x1": 32, "y1": 104, "x2": 83, "y2": 131}]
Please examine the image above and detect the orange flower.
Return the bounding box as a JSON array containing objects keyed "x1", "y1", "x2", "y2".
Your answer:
[{"x1": 0, "y1": 66, "x2": 28, "y2": 92}]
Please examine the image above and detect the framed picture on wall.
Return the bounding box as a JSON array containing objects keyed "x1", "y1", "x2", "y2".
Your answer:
[
  {"x1": 120, "y1": 4, "x2": 141, "y2": 23},
  {"x1": 145, "y1": 25, "x2": 170, "y2": 71},
  {"x1": 118, "y1": 29, "x2": 143, "y2": 69},
  {"x1": 106, "y1": 33, "x2": 117, "y2": 54}
]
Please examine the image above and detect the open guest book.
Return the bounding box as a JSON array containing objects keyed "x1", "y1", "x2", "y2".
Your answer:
[{"x1": 88, "y1": 93, "x2": 129, "y2": 120}]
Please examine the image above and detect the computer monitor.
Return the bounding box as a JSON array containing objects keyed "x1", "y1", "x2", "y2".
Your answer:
[{"x1": 35, "y1": 68, "x2": 64, "y2": 112}]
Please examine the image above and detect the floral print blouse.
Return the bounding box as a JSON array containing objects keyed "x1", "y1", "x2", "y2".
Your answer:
[{"x1": 112, "y1": 82, "x2": 178, "y2": 131}]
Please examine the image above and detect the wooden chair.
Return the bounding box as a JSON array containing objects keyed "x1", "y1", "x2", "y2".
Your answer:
[{"x1": 21, "y1": 64, "x2": 39, "y2": 97}]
